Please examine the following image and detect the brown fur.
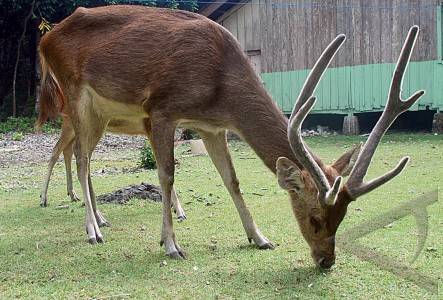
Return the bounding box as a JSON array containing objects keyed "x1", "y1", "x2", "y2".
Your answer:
[
  {"x1": 35, "y1": 53, "x2": 66, "y2": 129},
  {"x1": 35, "y1": 5, "x2": 367, "y2": 263}
]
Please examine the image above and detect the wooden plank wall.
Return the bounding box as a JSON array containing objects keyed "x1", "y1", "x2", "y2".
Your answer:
[
  {"x1": 220, "y1": 0, "x2": 261, "y2": 51},
  {"x1": 256, "y1": 0, "x2": 438, "y2": 73}
]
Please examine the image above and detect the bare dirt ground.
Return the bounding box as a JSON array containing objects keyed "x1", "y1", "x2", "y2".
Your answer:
[{"x1": 0, "y1": 133, "x2": 146, "y2": 167}]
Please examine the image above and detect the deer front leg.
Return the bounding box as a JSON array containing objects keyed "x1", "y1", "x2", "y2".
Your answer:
[
  {"x1": 63, "y1": 141, "x2": 80, "y2": 202},
  {"x1": 150, "y1": 117, "x2": 185, "y2": 259},
  {"x1": 171, "y1": 187, "x2": 186, "y2": 221},
  {"x1": 40, "y1": 126, "x2": 75, "y2": 207},
  {"x1": 199, "y1": 130, "x2": 274, "y2": 249},
  {"x1": 40, "y1": 150, "x2": 61, "y2": 207}
]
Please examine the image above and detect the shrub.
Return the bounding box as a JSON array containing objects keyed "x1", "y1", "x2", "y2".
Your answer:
[
  {"x1": 0, "y1": 117, "x2": 61, "y2": 134},
  {"x1": 140, "y1": 142, "x2": 157, "y2": 169},
  {"x1": 12, "y1": 132, "x2": 24, "y2": 141}
]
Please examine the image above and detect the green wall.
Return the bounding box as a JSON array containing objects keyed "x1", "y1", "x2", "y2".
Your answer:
[{"x1": 261, "y1": 60, "x2": 443, "y2": 114}]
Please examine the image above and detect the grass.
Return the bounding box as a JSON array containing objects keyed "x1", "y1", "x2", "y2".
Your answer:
[{"x1": 0, "y1": 133, "x2": 442, "y2": 299}]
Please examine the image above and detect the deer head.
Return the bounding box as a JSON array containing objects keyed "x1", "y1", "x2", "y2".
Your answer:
[{"x1": 276, "y1": 26, "x2": 424, "y2": 269}]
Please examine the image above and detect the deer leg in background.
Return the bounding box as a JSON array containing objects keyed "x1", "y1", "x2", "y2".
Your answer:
[
  {"x1": 40, "y1": 122, "x2": 75, "y2": 207},
  {"x1": 63, "y1": 140, "x2": 80, "y2": 202},
  {"x1": 199, "y1": 130, "x2": 274, "y2": 249},
  {"x1": 171, "y1": 187, "x2": 186, "y2": 221},
  {"x1": 150, "y1": 116, "x2": 185, "y2": 259}
]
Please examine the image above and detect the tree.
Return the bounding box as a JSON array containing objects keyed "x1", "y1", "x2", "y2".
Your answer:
[{"x1": 0, "y1": 0, "x2": 199, "y2": 120}]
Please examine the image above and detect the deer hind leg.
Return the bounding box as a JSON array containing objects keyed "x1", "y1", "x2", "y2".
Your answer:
[
  {"x1": 87, "y1": 159, "x2": 110, "y2": 227},
  {"x1": 71, "y1": 89, "x2": 107, "y2": 244},
  {"x1": 146, "y1": 129, "x2": 186, "y2": 221},
  {"x1": 40, "y1": 122, "x2": 75, "y2": 207},
  {"x1": 150, "y1": 116, "x2": 185, "y2": 259},
  {"x1": 199, "y1": 130, "x2": 274, "y2": 249}
]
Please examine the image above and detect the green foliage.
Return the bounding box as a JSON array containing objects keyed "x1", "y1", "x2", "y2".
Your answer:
[
  {"x1": 0, "y1": 117, "x2": 35, "y2": 134},
  {"x1": 139, "y1": 141, "x2": 157, "y2": 169},
  {"x1": 11, "y1": 131, "x2": 24, "y2": 141},
  {"x1": 0, "y1": 117, "x2": 61, "y2": 134}
]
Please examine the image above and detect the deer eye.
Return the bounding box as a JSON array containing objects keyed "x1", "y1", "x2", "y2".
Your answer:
[{"x1": 310, "y1": 217, "x2": 323, "y2": 234}]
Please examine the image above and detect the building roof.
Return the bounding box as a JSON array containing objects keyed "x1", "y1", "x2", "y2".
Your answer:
[{"x1": 198, "y1": 0, "x2": 242, "y2": 20}]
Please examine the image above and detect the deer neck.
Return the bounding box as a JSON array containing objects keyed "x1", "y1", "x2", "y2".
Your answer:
[{"x1": 233, "y1": 93, "x2": 299, "y2": 173}]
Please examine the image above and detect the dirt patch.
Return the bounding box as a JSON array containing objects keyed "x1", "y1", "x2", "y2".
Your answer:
[
  {"x1": 0, "y1": 133, "x2": 145, "y2": 167},
  {"x1": 97, "y1": 182, "x2": 162, "y2": 204}
]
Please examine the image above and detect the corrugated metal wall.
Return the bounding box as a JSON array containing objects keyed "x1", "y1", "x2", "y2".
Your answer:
[
  {"x1": 262, "y1": 61, "x2": 443, "y2": 113},
  {"x1": 218, "y1": 0, "x2": 443, "y2": 114}
]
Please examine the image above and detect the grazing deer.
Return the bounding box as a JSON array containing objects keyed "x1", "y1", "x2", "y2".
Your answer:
[
  {"x1": 39, "y1": 116, "x2": 187, "y2": 222},
  {"x1": 36, "y1": 5, "x2": 423, "y2": 267}
]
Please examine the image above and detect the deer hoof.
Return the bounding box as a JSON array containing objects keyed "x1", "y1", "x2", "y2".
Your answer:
[
  {"x1": 258, "y1": 242, "x2": 275, "y2": 250},
  {"x1": 98, "y1": 221, "x2": 111, "y2": 227},
  {"x1": 40, "y1": 195, "x2": 48, "y2": 207},
  {"x1": 167, "y1": 250, "x2": 186, "y2": 260},
  {"x1": 95, "y1": 211, "x2": 110, "y2": 227},
  {"x1": 69, "y1": 191, "x2": 80, "y2": 202},
  {"x1": 88, "y1": 237, "x2": 98, "y2": 245}
]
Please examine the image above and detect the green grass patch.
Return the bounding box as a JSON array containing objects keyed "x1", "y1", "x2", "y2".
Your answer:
[{"x1": 0, "y1": 134, "x2": 441, "y2": 299}]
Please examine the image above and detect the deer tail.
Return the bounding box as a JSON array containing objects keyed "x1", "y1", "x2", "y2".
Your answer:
[{"x1": 35, "y1": 50, "x2": 65, "y2": 129}]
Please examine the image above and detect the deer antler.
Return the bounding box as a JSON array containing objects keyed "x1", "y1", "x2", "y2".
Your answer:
[
  {"x1": 345, "y1": 25, "x2": 425, "y2": 199},
  {"x1": 288, "y1": 34, "x2": 346, "y2": 206}
]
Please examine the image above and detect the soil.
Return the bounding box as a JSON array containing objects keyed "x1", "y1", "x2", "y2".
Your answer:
[
  {"x1": 0, "y1": 132, "x2": 146, "y2": 167},
  {"x1": 97, "y1": 182, "x2": 162, "y2": 204}
]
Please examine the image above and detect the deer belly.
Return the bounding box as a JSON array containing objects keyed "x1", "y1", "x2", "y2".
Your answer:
[
  {"x1": 107, "y1": 119, "x2": 148, "y2": 136},
  {"x1": 86, "y1": 85, "x2": 149, "y2": 120}
]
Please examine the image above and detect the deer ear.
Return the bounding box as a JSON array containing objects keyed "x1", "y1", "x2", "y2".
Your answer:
[
  {"x1": 332, "y1": 142, "x2": 362, "y2": 176},
  {"x1": 276, "y1": 157, "x2": 304, "y2": 192}
]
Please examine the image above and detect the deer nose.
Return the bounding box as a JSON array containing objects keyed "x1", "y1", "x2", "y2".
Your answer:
[{"x1": 317, "y1": 256, "x2": 335, "y2": 269}]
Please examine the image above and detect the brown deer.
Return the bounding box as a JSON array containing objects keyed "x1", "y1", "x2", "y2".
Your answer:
[
  {"x1": 36, "y1": 5, "x2": 423, "y2": 267},
  {"x1": 39, "y1": 117, "x2": 187, "y2": 222}
]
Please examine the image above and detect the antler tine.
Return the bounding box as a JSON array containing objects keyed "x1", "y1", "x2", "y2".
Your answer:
[
  {"x1": 288, "y1": 34, "x2": 346, "y2": 206},
  {"x1": 290, "y1": 34, "x2": 346, "y2": 119},
  {"x1": 345, "y1": 26, "x2": 425, "y2": 199}
]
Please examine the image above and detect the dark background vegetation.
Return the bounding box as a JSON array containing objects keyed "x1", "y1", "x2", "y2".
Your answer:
[{"x1": 0, "y1": 0, "x2": 198, "y2": 121}]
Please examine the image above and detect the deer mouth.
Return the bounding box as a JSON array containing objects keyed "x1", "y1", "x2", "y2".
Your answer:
[{"x1": 316, "y1": 256, "x2": 335, "y2": 269}]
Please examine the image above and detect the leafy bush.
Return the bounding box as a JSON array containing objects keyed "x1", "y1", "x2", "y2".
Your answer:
[
  {"x1": 140, "y1": 142, "x2": 157, "y2": 169},
  {"x1": 0, "y1": 117, "x2": 33, "y2": 133},
  {"x1": 12, "y1": 132, "x2": 24, "y2": 141},
  {"x1": 0, "y1": 117, "x2": 61, "y2": 134}
]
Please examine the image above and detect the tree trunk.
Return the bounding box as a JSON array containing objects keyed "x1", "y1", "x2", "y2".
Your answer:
[
  {"x1": 34, "y1": 30, "x2": 41, "y2": 114},
  {"x1": 12, "y1": 0, "x2": 36, "y2": 117}
]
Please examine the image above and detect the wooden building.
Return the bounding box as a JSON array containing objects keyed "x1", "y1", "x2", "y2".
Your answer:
[{"x1": 199, "y1": 1, "x2": 443, "y2": 132}]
